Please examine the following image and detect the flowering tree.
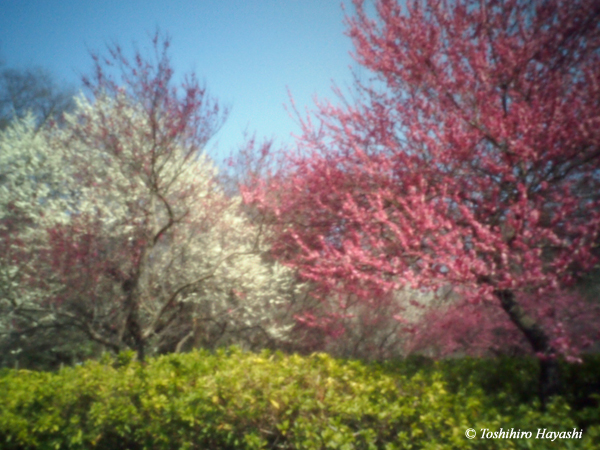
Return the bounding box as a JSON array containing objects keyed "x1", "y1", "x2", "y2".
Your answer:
[
  {"x1": 242, "y1": 0, "x2": 600, "y2": 405},
  {"x1": 0, "y1": 35, "x2": 300, "y2": 365},
  {"x1": 0, "y1": 115, "x2": 83, "y2": 368}
]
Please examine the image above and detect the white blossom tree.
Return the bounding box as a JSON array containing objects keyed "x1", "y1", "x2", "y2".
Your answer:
[
  {"x1": 0, "y1": 35, "x2": 302, "y2": 364},
  {"x1": 0, "y1": 114, "x2": 82, "y2": 367}
]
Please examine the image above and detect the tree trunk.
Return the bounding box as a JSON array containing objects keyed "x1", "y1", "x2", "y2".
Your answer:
[
  {"x1": 124, "y1": 297, "x2": 146, "y2": 364},
  {"x1": 494, "y1": 289, "x2": 561, "y2": 410},
  {"x1": 128, "y1": 314, "x2": 145, "y2": 364}
]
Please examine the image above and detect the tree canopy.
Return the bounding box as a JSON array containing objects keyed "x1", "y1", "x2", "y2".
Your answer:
[
  {"x1": 242, "y1": 0, "x2": 600, "y2": 405},
  {"x1": 0, "y1": 35, "x2": 301, "y2": 368}
]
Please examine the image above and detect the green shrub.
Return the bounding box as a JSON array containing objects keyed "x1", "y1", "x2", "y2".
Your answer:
[{"x1": 0, "y1": 349, "x2": 598, "y2": 449}]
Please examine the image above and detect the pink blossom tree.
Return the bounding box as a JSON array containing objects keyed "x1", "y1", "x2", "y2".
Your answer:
[{"x1": 242, "y1": 0, "x2": 600, "y2": 405}]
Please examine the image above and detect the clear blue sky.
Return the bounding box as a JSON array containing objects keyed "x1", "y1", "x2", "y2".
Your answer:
[{"x1": 0, "y1": 0, "x2": 364, "y2": 162}]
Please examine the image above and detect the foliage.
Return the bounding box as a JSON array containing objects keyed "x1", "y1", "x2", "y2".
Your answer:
[
  {"x1": 0, "y1": 349, "x2": 598, "y2": 449},
  {"x1": 241, "y1": 0, "x2": 600, "y2": 401}
]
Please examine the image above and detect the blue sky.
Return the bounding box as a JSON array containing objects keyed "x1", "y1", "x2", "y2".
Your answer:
[{"x1": 0, "y1": 0, "x2": 364, "y2": 162}]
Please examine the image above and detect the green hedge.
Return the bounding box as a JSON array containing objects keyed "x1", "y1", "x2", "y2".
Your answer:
[{"x1": 0, "y1": 348, "x2": 598, "y2": 449}]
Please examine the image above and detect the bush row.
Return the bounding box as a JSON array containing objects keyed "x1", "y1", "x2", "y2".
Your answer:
[{"x1": 0, "y1": 348, "x2": 598, "y2": 449}]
